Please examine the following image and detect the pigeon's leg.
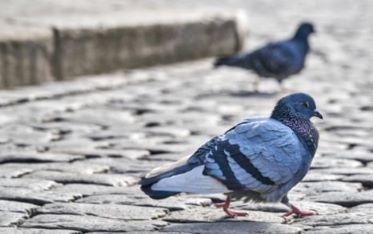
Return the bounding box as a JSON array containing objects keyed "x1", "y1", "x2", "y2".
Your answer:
[
  {"x1": 252, "y1": 77, "x2": 260, "y2": 92},
  {"x1": 278, "y1": 80, "x2": 287, "y2": 92},
  {"x1": 215, "y1": 196, "x2": 247, "y2": 217}
]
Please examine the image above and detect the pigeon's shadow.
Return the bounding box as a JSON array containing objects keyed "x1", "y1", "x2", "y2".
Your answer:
[
  {"x1": 227, "y1": 90, "x2": 277, "y2": 98},
  {"x1": 160, "y1": 219, "x2": 287, "y2": 233}
]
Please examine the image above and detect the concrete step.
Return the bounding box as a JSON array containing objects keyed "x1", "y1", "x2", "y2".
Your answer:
[{"x1": 0, "y1": 5, "x2": 248, "y2": 88}]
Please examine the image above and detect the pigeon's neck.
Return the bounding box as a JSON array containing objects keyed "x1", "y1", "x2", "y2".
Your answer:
[
  {"x1": 293, "y1": 30, "x2": 310, "y2": 41},
  {"x1": 271, "y1": 106, "x2": 319, "y2": 156},
  {"x1": 292, "y1": 33, "x2": 310, "y2": 53}
]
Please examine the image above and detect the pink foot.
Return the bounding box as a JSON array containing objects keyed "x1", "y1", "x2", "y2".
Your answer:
[
  {"x1": 282, "y1": 204, "x2": 317, "y2": 221},
  {"x1": 224, "y1": 208, "x2": 248, "y2": 218}
]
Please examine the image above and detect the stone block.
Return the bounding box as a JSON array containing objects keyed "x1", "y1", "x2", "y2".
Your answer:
[
  {"x1": 0, "y1": 23, "x2": 53, "y2": 88},
  {"x1": 47, "y1": 11, "x2": 247, "y2": 79}
]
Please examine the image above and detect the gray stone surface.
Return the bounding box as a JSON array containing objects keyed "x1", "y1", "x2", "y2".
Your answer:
[
  {"x1": 292, "y1": 181, "x2": 362, "y2": 196},
  {"x1": 310, "y1": 157, "x2": 363, "y2": 169},
  {"x1": 0, "y1": 162, "x2": 109, "y2": 175},
  {"x1": 37, "y1": 202, "x2": 168, "y2": 220},
  {"x1": 0, "y1": 228, "x2": 79, "y2": 234},
  {"x1": 163, "y1": 206, "x2": 284, "y2": 223},
  {"x1": 242, "y1": 199, "x2": 343, "y2": 216},
  {"x1": 162, "y1": 222, "x2": 303, "y2": 234},
  {"x1": 0, "y1": 178, "x2": 58, "y2": 191},
  {"x1": 302, "y1": 171, "x2": 344, "y2": 182},
  {"x1": 23, "y1": 171, "x2": 136, "y2": 186},
  {"x1": 0, "y1": 211, "x2": 27, "y2": 226},
  {"x1": 0, "y1": 188, "x2": 81, "y2": 205},
  {"x1": 342, "y1": 174, "x2": 373, "y2": 187},
  {"x1": 76, "y1": 193, "x2": 195, "y2": 211},
  {"x1": 0, "y1": 167, "x2": 32, "y2": 179},
  {"x1": 0, "y1": 152, "x2": 84, "y2": 164},
  {"x1": 308, "y1": 191, "x2": 373, "y2": 207},
  {"x1": 49, "y1": 184, "x2": 127, "y2": 197},
  {"x1": 0, "y1": 200, "x2": 38, "y2": 213},
  {"x1": 21, "y1": 214, "x2": 167, "y2": 232},
  {"x1": 0, "y1": 0, "x2": 372, "y2": 233},
  {"x1": 295, "y1": 213, "x2": 373, "y2": 227},
  {"x1": 349, "y1": 203, "x2": 373, "y2": 214},
  {"x1": 307, "y1": 224, "x2": 373, "y2": 234}
]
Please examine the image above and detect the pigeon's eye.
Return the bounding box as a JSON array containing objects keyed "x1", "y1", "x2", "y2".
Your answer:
[{"x1": 302, "y1": 102, "x2": 310, "y2": 108}]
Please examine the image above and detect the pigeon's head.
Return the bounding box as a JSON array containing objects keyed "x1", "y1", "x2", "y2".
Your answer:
[
  {"x1": 271, "y1": 93, "x2": 323, "y2": 121},
  {"x1": 294, "y1": 22, "x2": 316, "y2": 39}
]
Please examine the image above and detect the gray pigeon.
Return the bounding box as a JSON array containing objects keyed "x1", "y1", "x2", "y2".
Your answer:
[
  {"x1": 214, "y1": 22, "x2": 316, "y2": 91},
  {"x1": 140, "y1": 93, "x2": 323, "y2": 218}
]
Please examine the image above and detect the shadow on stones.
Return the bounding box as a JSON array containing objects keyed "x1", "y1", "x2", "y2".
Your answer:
[
  {"x1": 227, "y1": 91, "x2": 277, "y2": 98},
  {"x1": 195, "y1": 90, "x2": 277, "y2": 99}
]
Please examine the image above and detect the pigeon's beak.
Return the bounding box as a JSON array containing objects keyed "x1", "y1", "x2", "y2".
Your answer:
[{"x1": 312, "y1": 110, "x2": 323, "y2": 119}]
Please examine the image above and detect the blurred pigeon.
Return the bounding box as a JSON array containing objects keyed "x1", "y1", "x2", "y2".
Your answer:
[
  {"x1": 214, "y1": 22, "x2": 316, "y2": 91},
  {"x1": 140, "y1": 93, "x2": 322, "y2": 218}
]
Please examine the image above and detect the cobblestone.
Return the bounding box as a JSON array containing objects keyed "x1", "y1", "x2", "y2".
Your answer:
[
  {"x1": 0, "y1": 228, "x2": 79, "y2": 234},
  {"x1": 308, "y1": 191, "x2": 373, "y2": 207},
  {"x1": 37, "y1": 203, "x2": 168, "y2": 220},
  {"x1": 0, "y1": 211, "x2": 28, "y2": 226},
  {"x1": 307, "y1": 224, "x2": 373, "y2": 234},
  {"x1": 21, "y1": 214, "x2": 167, "y2": 232},
  {"x1": 0, "y1": 0, "x2": 372, "y2": 233},
  {"x1": 162, "y1": 222, "x2": 304, "y2": 234}
]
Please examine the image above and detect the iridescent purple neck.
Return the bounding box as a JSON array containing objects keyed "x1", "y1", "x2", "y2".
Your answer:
[{"x1": 271, "y1": 106, "x2": 319, "y2": 156}]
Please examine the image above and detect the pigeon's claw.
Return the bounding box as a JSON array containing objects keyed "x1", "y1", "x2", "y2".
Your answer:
[
  {"x1": 282, "y1": 204, "x2": 317, "y2": 220},
  {"x1": 224, "y1": 208, "x2": 248, "y2": 218}
]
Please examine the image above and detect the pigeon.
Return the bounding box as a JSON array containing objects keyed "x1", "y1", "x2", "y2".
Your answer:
[
  {"x1": 214, "y1": 22, "x2": 316, "y2": 91},
  {"x1": 140, "y1": 93, "x2": 322, "y2": 218}
]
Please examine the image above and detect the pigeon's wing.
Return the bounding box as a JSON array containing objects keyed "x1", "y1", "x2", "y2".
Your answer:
[
  {"x1": 247, "y1": 41, "x2": 302, "y2": 78},
  {"x1": 204, "y1": 118, "x2": 308, "y2": 195}
]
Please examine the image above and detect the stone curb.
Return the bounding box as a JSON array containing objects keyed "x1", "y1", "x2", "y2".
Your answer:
[
  {"x1": 0, "y1": 10, "x2": 248, "y2": 88},
  {"x1": 0, "y1": 23, "x2": 54, "y2": 88}
]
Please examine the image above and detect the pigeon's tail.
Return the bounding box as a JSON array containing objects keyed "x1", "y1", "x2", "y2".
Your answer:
[
  {"x1": 140, "y1": 184, "x2": 179, "y2": 200},
  {"x1": 140, "y1": 156, "x2": 229, "y2": 199},
  {"x1": 214, "y1": 56, "x2": 234, "y2": 68},
  {"x1": 139, "y1": 156, "x2": 197, "y2": 199},
  {"x1": 214, "y1": 55, "x2": 247, "y2": 69}
]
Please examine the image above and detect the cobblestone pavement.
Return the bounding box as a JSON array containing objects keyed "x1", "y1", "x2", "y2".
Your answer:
[{"x1": 0, "y1": 0, "x2": 373, "y2": 233}]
